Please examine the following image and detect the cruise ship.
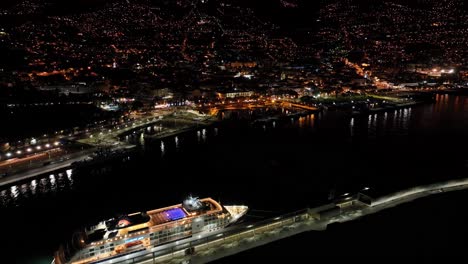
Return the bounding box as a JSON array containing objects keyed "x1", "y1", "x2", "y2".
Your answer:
[{"x1": 53, "y1": 197, "x2": 248, "y2": 264}]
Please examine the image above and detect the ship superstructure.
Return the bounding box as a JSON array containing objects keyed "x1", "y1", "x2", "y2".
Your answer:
[{"x1": 54, "y1": 197, "x2": 248, "y2": 264}]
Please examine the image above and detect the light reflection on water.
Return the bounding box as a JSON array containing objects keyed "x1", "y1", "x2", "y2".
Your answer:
[
  {"x1": 1, "y1": 95, "x2": 466, "y2": 208},
  {"x1": 20, "y1": 183, "x2": 28, "y2": 199},
  {"x1": 175, "y1": 136, "x2": 179, "y2": 150},
  {"x1": 296, "y1": 114, "x2": 316, "y2": 129},
  {"x1": 30, "y1": 179, "x2": 37, "y2": 195},
  {"x1": 49, "y1": 174, "x2": 57, "y2": 192},
  {"x1": 197, "y1": 130, "x2": 201, "y2": 143},
  {"x1": 0, "y1": 168, "x2": 74, "y2": 208},
  {"x1": 66, "y1": 169, "x2": 73, "y2": 185},
  {"x1": 160, "y1": 140, "x2": 165, "y2": 157},
  {"x1": 202, "y1": 128, "x2": 207, "y2": 142},
  {"x1": 0, "y1": 190, "x2": 6, "y2": 207},
  {"x1": 10, "y1": 185, "x2": 18, "y2": 200},
  {"x1": 139, "y1": 132, "x2": 145, "y2": 146},
  {"x1": 38, "y1": 178, "x2": 48, "y2": 195},
  {"x1": 367, "y1": 114, "x2": 372, "y2": 131}
]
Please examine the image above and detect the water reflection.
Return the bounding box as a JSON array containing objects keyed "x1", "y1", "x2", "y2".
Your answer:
[
  {"x1": 310, "y1": 114, "x2": 315, "y2": 128},
  {"x1": 296, "y1": 114, "x2": 316, "y2": 129},
  {"x1": 38, "y1": 178, "x2": 48, "y2": 194},
  {"x1": 160, "y1": 141, "x2": 165, "y2": 156},
  {"x1": 50, "y1": 174, "x2": 57, "y2": 192},
  {"x1": 393, "y1": 109, "x2": 399, "y2": 128},
  {"x1": 0, "y1": 167, "x2": 76, "y2": 208},
  {"x1": 30, "y1": 179, "x2": 37, "y2": 195},
  {"x1": 401, "y1": 109, "x2": 408, "y2": 131},
  {"x1": 2, "y1": 96, "x2": 466, "y2": 209},
  {"x1": 0, "y1": 190, "x2": 7, "y2": 206},
  {"x1": 202, "y1": 129, "x2": 207, "y2": 142},
  {"x1": 20, "y1": 183, "x2": 29, "y2": 199},
  {"x1": 10, "y1": 185, "x2": 18, "y2": 200},
  {"x1": 57, "y1": 173, "x2": 66, "y2": 190},
  {"x1": 139, "y1": 133, "x2": 145, "y2": 146},
  {"x1": 368, "y1": 115, "x2": 372, "y2": 130},
  {"x1": 66, "y1": 169, "x2": 73, "y2": 185},
  {"x1": 298, "y1": 116, "x2": 305, "y2": 128}
]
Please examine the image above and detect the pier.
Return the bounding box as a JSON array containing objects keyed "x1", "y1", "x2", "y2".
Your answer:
[
  {"x1": 88, "y1": 177, "x2": 468, "y2": 264},
  {"x1": 0, "y1": 110, "x2": 214, "y2": 188}
]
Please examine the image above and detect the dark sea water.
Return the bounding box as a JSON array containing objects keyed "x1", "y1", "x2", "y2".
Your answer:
[{"x1": 1, "y1": 94, "x2": 467, "y2": 262}]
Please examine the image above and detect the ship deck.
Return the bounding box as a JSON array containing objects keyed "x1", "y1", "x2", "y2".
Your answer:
[
  {"x1": 148, "y1": 206, "x2": 188, "y2": 226},
  {"x1": 146, "y1": 198, "x2": 223, "y2": 227}
]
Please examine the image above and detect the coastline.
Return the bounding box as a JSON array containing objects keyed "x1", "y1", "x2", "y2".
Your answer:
[
  {"x1": 0, "y1": 93, "x2": 456, "y2": 188},
  {"x1": 143, "y1": 117, "x2": 216, "y2": 141},
  {"x1": 350, "y1": 100, "x2": 430, "y2": 117},
  {"x1": 0, "y1": 117, "x2": 216, "y2": 188}
]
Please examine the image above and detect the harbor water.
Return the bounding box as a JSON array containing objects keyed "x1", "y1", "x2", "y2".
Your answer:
[{"x1": 1, "y1": 94, "x2": 467, "y2": 262}]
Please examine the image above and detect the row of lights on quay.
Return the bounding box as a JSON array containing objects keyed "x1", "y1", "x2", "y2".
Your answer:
[{"x1": 2, "y1": 141, "x2": 60, "y2": 159}]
